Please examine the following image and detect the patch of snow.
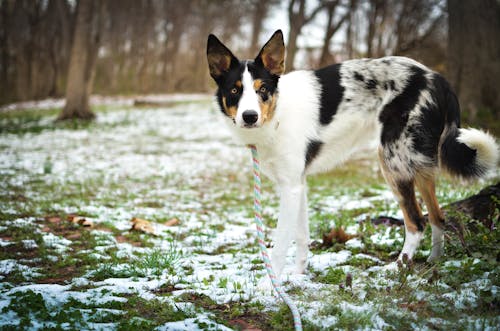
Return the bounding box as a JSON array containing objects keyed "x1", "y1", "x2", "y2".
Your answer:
[
  {"x1": 345, "y1": 237, "x2": 364, "y2": 249},
  {"x1": 309, "y1": 250, "x2": 352, "y2": 273},
  {"x1": 22, "y1": 239, "x2": 38, "y2": 250},
  {"x1": 42, "y1": 232, "x2": 72, "y2": 254},
  {"x1": 156, "y1": 314, "x2": 233, "y2": 331},
  {"x1": 370, "y1": 226, "x2": 403, "y2": 247},
  {"x1": 0, "y1": 238, "x2": 12, "y2": 247}
]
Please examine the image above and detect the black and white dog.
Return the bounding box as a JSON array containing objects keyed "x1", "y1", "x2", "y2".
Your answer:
[{"x1": 206, "y1": 30, "x2": 498, "y2": 277}]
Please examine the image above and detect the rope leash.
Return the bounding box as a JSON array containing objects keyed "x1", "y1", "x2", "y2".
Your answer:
[{"x1": 249, "y1": 144, "x2": 303, "y2": 331}]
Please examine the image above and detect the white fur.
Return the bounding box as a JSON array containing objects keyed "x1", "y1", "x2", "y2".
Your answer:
[
  {"x1": 236, "y1": 66, "x2": 262, "y2": 128},
  {"x1": 399, "y1": 229, "x2": 423, "y2": 260},
  {"x1": 428, "y1": 224, "x2": 444, "y2": 262},
  {"x1": 457, "y1": 128, "x2": 499, "y2": 174}
]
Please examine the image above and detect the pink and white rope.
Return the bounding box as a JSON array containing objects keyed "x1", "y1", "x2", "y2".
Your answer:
[{"x1": 249, "y1": 144, "x2": 303, "y2": 331}]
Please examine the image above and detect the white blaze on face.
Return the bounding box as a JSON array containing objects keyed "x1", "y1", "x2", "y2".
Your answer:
[{"x1": 236, "y1": 65, "x2": 261, "y2": 127}]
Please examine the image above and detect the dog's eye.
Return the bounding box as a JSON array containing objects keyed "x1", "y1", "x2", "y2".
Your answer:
[
  {"x1": 259, "y1": 86, "x2": 267, "y2": 93},
  {"x1": 231, "y1": 88, "x2": 238, "y2": 94}
]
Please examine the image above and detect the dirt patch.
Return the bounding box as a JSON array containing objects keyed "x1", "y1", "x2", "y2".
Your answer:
[{"x1": 37, "y1": 266, "x2": 79, "y2": 284}]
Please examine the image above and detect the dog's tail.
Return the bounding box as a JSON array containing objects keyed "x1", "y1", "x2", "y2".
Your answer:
[{"x1": 438, "y1": 84, "x2": 498, "y2": 179}]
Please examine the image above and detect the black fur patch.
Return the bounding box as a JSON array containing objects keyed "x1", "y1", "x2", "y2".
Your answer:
[
  {"x1": 433, "y1": 71, "x2": 485, "y2": 178},
  {"x1": 379, "y1": 66, "x2": 427, "y2": 145},
  {"x1": 365, "y1": 79, "x2": 378, "y2": 90},
  {"x1": 354, "y1": 71, "x2": 364, "y2": 82},
  {"x1": 305, "y1": 140, "x2": 323, "y2": 167},
  {"x1": 215, "y1": 62, "x2": 247, "y2": 117},
  {"x1": 407, "y1": 105, "x2": 443, "y2": 162},
  {"x1": 315, "y1": 64, "x2": 344, "y2": 126},
  {"x1": 397, "y1": 180, "x2": 425, "y2": 232},
  {"x1": 440, "y1": 127, "x2": 481, "y2": 177},
  {"x1": 389, "y1": 80, "x2": 396, "y2": 91},
  {"x1": 247, "y1": 60, "x2": 280, "y2": 95}
]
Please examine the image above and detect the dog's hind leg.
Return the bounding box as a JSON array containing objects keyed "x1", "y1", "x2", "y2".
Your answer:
[
  {"x1": 415, "y1": 171, "x2": 445, "y2": 262},
  {"x1": 294, "y1": 178, "x2": 309, "y2": 274},
  {"x1": 378, "y1": 148, "x2": 425, "y2": 261}
]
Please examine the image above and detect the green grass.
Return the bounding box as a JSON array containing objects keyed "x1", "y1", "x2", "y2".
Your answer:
[{"x1": 1, "y1": 103, "x2": 499, "y2": 330}]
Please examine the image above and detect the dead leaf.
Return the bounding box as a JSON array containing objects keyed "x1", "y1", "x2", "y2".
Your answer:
[
  {"x1": 322, "y1": 227, "x2": 357, "y2": 247},
  {"x1": 131, "y1": 217, "x2": 156, "y2": 235},
  {"x1": 67, "y1": 215, "x2": 93, "y2": 227},
  {"x1": 398, "y1": 300, "x2": 427, "y2": 312},
  {"x1": 67, "y1": 232, "x2": 82, "y2": 240},
  {"x1": 165, "y1": 218, "x2": 180, "y2": 227}
]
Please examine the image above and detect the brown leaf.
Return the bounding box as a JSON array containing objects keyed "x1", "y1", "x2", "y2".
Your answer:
[
  {"x1": 398, "y1": 300, "x2": 427, "y2": 312},
  {"x1": 68, "y1": 215, "x2": 93, "y2": 227},
  {"x1": 130, "y1": 217, "x2": 156, "y2": 235},
  {"x1": 165, "y1": 218, "x2": 180, "y2": 227},
  {"x1": 322, "y1": 227, "x2": 357, "y2": 247}
]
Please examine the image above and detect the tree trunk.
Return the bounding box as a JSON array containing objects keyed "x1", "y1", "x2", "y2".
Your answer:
[
  {"x1": 286, "y1": 0, "x2": 324, "y2": 71},
  {"x1": 285, "y1": 24, "x2": 301, "y2": 72},
  {"x1": 447, "y1": 0, "x2": 500, "y2": 124},
  {"x1": 318, "y1": 1, "x2": 350, "y2": 67},
  {"x1": 248, "y1": 0, "x2": 269, "y2": 57},
  {"x1": 58, "y1": 0, "x2": 105, "y2": 121}
]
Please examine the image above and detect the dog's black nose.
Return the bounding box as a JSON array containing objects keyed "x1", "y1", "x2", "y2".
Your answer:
[{"x1": 242, "y1": 110, "x2": 258, "y2": 125}]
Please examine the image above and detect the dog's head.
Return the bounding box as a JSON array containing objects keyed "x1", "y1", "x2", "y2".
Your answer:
[{"x1": 207, "y1": 30, "x2": 285, "y2": 128}]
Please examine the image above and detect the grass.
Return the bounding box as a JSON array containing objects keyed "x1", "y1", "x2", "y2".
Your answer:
[{"x1": 1, "y1": 101, "x2": 499, "y2": 330}]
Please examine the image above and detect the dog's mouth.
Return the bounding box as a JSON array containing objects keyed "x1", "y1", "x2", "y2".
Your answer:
[{"x1": 242, "y1": 123, "x2": 259, "y2": 129}]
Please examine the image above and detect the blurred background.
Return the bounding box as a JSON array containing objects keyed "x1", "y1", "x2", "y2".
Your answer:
[{"x1": 0, "y1": 0, "x2": 498, "y2": 131}]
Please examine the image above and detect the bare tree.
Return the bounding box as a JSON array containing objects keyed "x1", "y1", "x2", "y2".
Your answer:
[
  {"x1": 447, "y1": 0, "x2": 500, "y2": 124},
  {"x1": 344, "y1": 0, "x2": 358, "y2": 58},
  {"x1": 58, "y1": 0, "x2": 105, "y2": 121},
  {"x1": 365, "y1": 0, "x2": 388, "y2": 58},
  {"x1": 286, "y1": 0, "x2": 325, "y2": 71},
  {"x1": 248, "y1": 0, "x2": 274, "y2": 56},
  {"x1": 393, "y1": 0, "x2": 444, "y2": 55},
  {"x1": 318, "y1": 0, "x2": 350, "y2": 67}
]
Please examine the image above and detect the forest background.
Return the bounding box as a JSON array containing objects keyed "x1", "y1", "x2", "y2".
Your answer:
[{"x1": 0, "y1": 0, "x2": 499, "y2": 133}]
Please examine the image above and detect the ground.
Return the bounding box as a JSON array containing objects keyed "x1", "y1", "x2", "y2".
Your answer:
[{"x1": 0, "y1": 96, "x2": 498, "y2": 330}]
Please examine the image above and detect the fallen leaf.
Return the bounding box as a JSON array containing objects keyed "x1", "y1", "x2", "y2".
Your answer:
[
  {"x1": 131, "y1": 217, "x2": 156, "y2": 235},
  {"x1": 67, "y1": 232, "x2": 82, "y2": 240},
  {"x1": 322, "y1": 227, "x2": 357, "y2": 247},
  {"x1": 164, "y1": 218, "x2": 180, "y2": 227},
  {"x1": 67, "y1": 215, "x2": 93, "y2": 227}
]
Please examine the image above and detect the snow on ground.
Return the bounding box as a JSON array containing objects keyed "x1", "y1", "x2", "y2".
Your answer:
[
  {"x1": 0, "y1": 95, "x2": 498, "y2": 330},
  {"x1": 0, "y1": 94, "x2": 212, "y2": 112}
]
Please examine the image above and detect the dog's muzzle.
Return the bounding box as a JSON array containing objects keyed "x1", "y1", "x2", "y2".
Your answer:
[{"x1": 242, "y1": 110, "x2": 259, "y2": 127}]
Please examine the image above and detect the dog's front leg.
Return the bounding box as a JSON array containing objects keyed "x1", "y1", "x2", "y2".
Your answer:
[
  {"x1": 295, "y1": 179, "x2": 309, "y2": 274},
  {"x1": 272, "y1": 183, "x2": 304, "y2": 278}
]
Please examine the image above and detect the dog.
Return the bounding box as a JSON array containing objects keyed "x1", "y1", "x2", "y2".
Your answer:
[{"x1": 206, "y1": 30, "x2": 498, "y2": 277}]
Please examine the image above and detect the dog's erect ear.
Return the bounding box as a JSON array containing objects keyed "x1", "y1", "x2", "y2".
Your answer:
[
  {"x1": 207, "y1": 34, "x2": 239, "y2": 81},
  {"x1": 255, "y1": 30, "x2": 285, "y2": 76}
]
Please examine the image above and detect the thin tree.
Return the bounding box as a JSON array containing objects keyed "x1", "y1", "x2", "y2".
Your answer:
[
  {"x1": 286, "y1": 0, "x2": 325, "y2": 71},
  {"x1": 318, "y1": 0, "x2": 351, "y2": 67},
  {"x1": 447, "y1": 0, "x2": 500, "y2": 124},
  {"x1": 248, "y1": 0, "x2": 275, "y2": 57},
  {"x1": 58, "y1": 0, "x2": 105, "y2": 121}
]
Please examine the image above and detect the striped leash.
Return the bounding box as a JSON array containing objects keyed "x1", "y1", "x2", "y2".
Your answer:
[{"x1": 249, "y1": 144, "x2": 303, "y2": 331}]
